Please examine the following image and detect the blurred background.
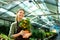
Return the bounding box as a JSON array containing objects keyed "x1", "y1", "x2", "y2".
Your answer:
[{"x1": 0, "y1": 0, "x2": 60, "y2": 40}]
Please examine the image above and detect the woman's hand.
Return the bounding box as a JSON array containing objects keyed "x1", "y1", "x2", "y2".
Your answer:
[
  {"x1": 11, "y1": 30, "x2": 24, "y2": 38},
  {"x1": 19, "y1": 30, "x2": 24, "y2": 35},
  {"x1": 19, "y1": 30, "x2": 32, "y2": 38}
]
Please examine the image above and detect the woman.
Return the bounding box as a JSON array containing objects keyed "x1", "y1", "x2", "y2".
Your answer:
[{"x1": 9, "y1": 9, "x2": 32, "y2": 40}]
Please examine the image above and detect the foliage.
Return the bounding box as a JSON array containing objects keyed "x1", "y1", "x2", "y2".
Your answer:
[
  {"x1": 31, "y1": 29, "x2": 46, "y2": 39},
  {"x1": 0, "y1": 25, "x2": 9, "y2": 35},
  {"x1": 19, "y1": 18, "x2": 32, "y2": 31},
  {"x1": 0, "y1": 34, "x2": 12, "y2": 40},
  {"x1": 0, "y1": 33, "x2": 15, "y2": 40}
]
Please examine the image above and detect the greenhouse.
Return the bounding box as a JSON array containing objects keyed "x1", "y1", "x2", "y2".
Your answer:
[{"x1": 0, "y1": 0, "x2": 60, "y2": 40}]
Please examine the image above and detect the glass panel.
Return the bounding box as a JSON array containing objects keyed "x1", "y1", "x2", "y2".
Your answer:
[
  {"x1": 6, "y1": 11, "x2": 15, "y2": 17},
  {"x1": 29, "y1": 5, "x2": 38, "y2": 11},
  {"x1": 0, "y1": 8, "x2": 7, "y2": 12},
  {"x1": 1, "y1": 13, "x2": 9, "y2": 17},
  {"x1": 23, "y1": 1, "x2": 31, "y2": 7},
  {"x1": 23, "y1": 1, "x2": 34, "y2": 8},
  {"x1": 34, "y1": 9, "x2": 44, "y2": 15},
  {"x1": 58, "y1": 0, "x2": 60, "y2": 13},
  {"x1": 19, "y1": 3, "x2": 26, "y2": 8},
  {"x1": 4, "y1": 21, "x2": 9, "y2": 26},
  {"x1": 0, "y1": 19, "x2": 4, "y2": 25},
  {"x1": 11, "y1": 6, "x2": 20, "y2": 13}
]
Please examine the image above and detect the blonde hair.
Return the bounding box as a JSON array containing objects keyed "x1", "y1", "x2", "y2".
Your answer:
[{"x1": 15, "y1": 9, "x2": 25, "y2": 21}]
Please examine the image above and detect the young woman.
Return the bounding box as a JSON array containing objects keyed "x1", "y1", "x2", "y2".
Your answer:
[{"x1": 9, "y1": 9, "x2": 32, "y2": 40}]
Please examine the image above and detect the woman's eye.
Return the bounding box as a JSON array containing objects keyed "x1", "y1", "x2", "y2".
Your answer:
[{"x1": 20, "y1": 12, "x2": 22, "y2": 13}]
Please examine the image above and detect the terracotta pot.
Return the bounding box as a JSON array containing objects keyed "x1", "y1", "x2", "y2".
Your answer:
[{"x1": 24, "y1": 30, "x2": 30, "y2": 33}]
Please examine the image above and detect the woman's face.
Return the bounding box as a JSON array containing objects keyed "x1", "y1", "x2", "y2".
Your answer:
[{"x1": 17, "y1": 10, "x2": 24, "y2": 19}]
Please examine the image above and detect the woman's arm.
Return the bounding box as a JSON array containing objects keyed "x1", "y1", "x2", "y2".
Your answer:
[
  {"x1": 9, "y1": 22, "x2": 23, "y2": 38},
  {"x1": 11, "y1": 30, "x2": 23, "y2": 38}
]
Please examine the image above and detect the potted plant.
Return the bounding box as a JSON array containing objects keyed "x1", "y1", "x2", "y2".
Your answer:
[
  {"x1": 19, "y1": 18, "x2": 32, "y2": 33},
  {"x1": 31, "y1": 29, "x2": 46, "y2": 40}
]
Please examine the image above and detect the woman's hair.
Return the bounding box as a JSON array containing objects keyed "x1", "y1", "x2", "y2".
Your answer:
[{"x1": 15, "y1": 9, "x2": 25, "y2": 21}]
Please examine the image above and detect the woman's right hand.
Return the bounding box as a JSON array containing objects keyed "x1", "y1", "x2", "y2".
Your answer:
[
  {"x1": 19, "y1": 30, "x2": 24, "y2": 35},
  {"x1": 11, "y1": 30, "x2": 24, "y2": 38}
]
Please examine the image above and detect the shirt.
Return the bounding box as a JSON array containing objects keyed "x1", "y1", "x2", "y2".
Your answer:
[{"x1": 9, "y1": 22, "x2": 18, "y2": 39}]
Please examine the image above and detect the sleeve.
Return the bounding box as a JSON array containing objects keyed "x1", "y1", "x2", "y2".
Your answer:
[{"x1": 9, "y1": 23, "x2": 15, "y2": 38}]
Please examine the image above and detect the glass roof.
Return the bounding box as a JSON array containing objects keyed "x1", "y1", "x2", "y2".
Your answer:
[{"x1": 0, "y1": 0, "x2": 59, "y2": 27}]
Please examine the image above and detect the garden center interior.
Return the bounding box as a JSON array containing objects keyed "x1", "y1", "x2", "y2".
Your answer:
[{"x1": 0, "y1": 0, "x2": 60, "y2": 40}]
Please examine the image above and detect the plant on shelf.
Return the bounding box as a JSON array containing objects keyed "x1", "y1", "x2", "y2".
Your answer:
[
  {"x1": 45, "y1": 32, "x2": 53, "y2": 37},
  {"x1": 0, "y1": 33, "x2": 12, "y2": 40},
  {"x1": 51, "y1": 29, "x2": 58, "y2": 37},
  {"x1": 31, "y1": 28, "x2": 46, "y2": 40},
  {"x1": 45, "y1": 29, "x2": 58, "y2": 40}
]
